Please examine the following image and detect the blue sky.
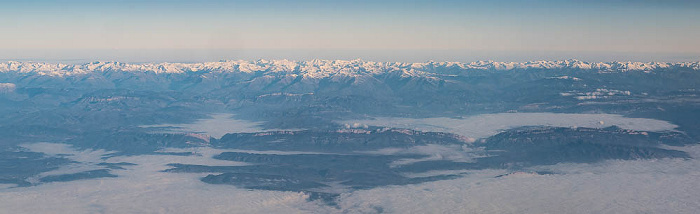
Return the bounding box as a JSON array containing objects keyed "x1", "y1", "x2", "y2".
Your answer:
[{"x1": 0, "y1": 0, "x2": 698, "y2": 62}]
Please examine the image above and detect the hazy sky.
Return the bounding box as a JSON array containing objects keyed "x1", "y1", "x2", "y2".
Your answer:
[{"x1": 1, "y1": 0, "x2": 698, "y2": 62}]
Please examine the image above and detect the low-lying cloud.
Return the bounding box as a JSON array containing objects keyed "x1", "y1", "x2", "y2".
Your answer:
[
  {"x1": 3, "y1": 143, "x2": 698, "y2": 213},
  {"x1": 346, "y1": 113, "x2": 678, "y2": 140}
]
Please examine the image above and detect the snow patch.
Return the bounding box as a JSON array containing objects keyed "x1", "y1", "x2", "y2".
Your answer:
[{"x1": 0, "y1": 83, "x2": 15, "y2": 93}]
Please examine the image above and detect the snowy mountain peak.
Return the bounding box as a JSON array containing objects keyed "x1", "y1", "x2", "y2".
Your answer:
[{"x1": 0, "y1": 60, "x2": 698, "y2": 77}]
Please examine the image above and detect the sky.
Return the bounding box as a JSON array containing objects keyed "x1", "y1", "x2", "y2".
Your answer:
[{"x1": 0, "y1": 0, "x2": 699, "y2": 62}]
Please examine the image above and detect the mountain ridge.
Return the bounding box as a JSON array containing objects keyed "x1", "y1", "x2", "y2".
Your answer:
[{"x1": 1, "y1": 59, "x2": 699, "y2": 77}]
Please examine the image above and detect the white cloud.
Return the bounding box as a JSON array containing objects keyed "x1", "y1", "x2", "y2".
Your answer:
[
  {"x1": 4, "y1": 140, "x2": 698, "y2": 213},
  {"x1": 346, "y1": 113, "x2": 678, "y2": 140},
  {"x1": 364, "y1": 144, "x2": 483, "y2": 168},
  {"x1": 141, "y1": 113, "x2": 300, "y2": 139},
  {"x1": 335, "y1": 145, "x2": 700, "y2": 214},
  {"x1": 1, "y1": 143, "x2": 330, "y2": 214}
]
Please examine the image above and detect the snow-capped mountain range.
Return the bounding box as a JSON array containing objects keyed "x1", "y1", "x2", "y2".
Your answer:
[{"x1": 1, "y1": 59, "x2": 698, "y2": 77}]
